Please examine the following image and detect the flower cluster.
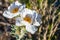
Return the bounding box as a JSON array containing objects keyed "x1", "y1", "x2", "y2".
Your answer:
[{"x1": 3, "y1": 1, "x2": 42, "y2": 35}]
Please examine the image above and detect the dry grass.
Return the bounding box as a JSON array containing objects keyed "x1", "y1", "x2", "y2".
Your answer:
[{"x1": 0, "y1": 0, "x2": 60, "y2": 40}]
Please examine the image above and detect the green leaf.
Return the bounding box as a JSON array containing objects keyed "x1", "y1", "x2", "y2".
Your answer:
[
  {"x1": 15, "y1": 35, "x2": 19, "y2": 39},
  {"x1": 9, "y1": 0, "x2": 14, "y2": 3}
]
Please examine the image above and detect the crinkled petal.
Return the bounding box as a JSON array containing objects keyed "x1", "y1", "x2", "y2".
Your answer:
[
  {"x1": 26, "y1": 25, "x2": 37, "y2": 34},
  {"x1": 3, "y1": 11, "x2": 19, "y2": 18},
  {"x1": 8, "y1": 1, "x2": 25, "y2": 12},
  {"x1": 15, "y1": 17, "x2": 24, "y2": 26},
  {"x1": 19, "y1": 4, "x2": 26, "y2": 11},
  {"x1": 20, "y1": 8, "x2": 33, "y2": 18},
  {"x1": 33, "y1": 11, "x2": 42, "y2": 26},
  {"x1": 3, "y1": 11, "x2": 13, "y2": 18},
  {"x1": 33, "y1": 21, "x2": 40, "y2": 26},
  {"x1": 21, "y1": 21, "x2": 30, "y2": 26},
  {"x1": 15, "y1": 1, "x2": 22, "y2": 6}
]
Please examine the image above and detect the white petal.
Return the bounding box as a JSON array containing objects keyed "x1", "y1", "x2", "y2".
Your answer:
[
  {"x1": 26, "y1": 25, "x2": 37, "y2": 34},
  {"x1": 19, "y1": 4, "x2": 26, "y2": 11},
  {"x1": 21, "y1": 8, "x2": 34, "y2": 18},
  {"x1": 33, "y1": 11, "x2": 42, "y2": 26},
  {"x1": 3, "y1": 11, "x2": 19, "y2": 18},
  {"x1": 3, "y1": 11, "x2": 13, "y2": 18},
  {"x1": 8, "y1": 1, "x2": 22, "y2": 11},
  {"x1": 21, "y1": 21, "x2": 30, "y2": 25},
  {"x1": 15, "y1": 1, "x2": 22, "y2": 6},
  {"x1": 33, "y1": 21, "x2": 40, "y2": 26},
  {"x1": 15, "y1": 17, "x2": 24, "y2": 26},
  {"x1": 11, "y1": 12, "x2": 20, "y2": 17},
  {"x1": 8, "y1": 6, "x2": 10, "y2": 11}
]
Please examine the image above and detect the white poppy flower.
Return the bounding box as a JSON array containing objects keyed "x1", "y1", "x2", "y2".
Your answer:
[
  {"x1": 3, "y1": 1, "x2": 25, "y2": 18},
  {"x1": 15, "y1": 8, "x2": 42, "y2": 34},
  {"x1": 21, "y1": 8, "x2": 42, "y2": 26}
]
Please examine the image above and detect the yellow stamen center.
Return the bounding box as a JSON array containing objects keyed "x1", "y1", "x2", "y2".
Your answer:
[
  {"x1": 24, "y1": 16, "x2": 31, "y2": 23},
  {"x1": 11, "y1": 8, "x2": 19, "y2": 13}
]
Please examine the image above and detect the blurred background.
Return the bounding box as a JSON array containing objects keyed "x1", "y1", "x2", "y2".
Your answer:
[{"x1": 0, "y1": 0, "x2": 60, "y2": 40}]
